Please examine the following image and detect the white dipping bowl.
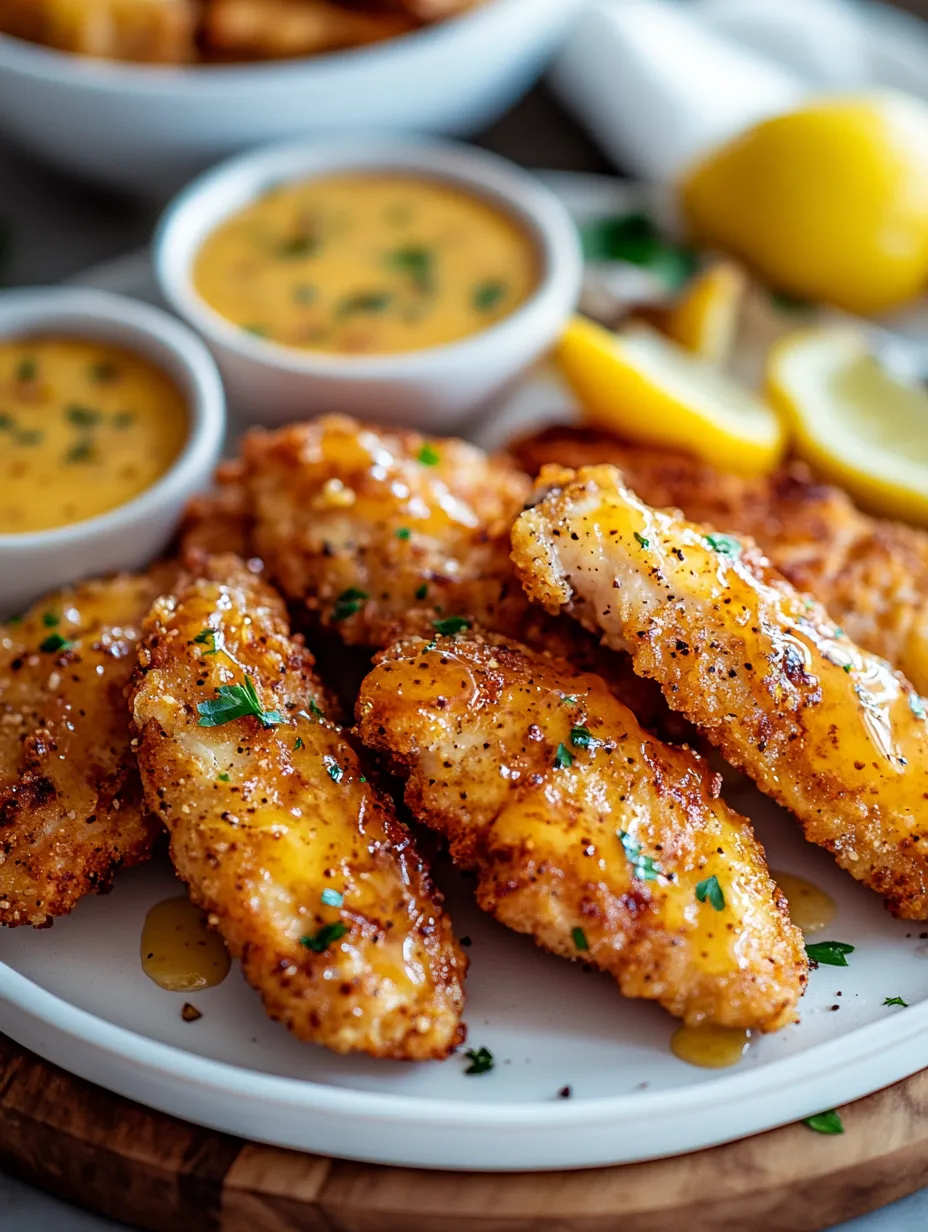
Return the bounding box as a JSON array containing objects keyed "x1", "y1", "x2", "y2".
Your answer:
[
  {"x1": 0, "y1": 288, "x2": 226, "y2": 618},
  {"x1": 154, "y1": 135, "x2": 583, "y2": 432},
  {"x1": 0, "y1": 0, "x2": 585, "y2": 195}
]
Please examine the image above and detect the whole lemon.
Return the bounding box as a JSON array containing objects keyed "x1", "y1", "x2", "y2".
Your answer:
[{"x1": 681, "y1": 93, "x2": 928, "y2": 315}]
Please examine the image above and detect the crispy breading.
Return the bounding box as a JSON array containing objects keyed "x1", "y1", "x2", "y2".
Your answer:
[
  {"x1": 0, "y1": 0, "x2": 198, "y2": 62},
  {"x1": 511, "y1": 426, "x2": 928, "y2": 694},
  {"x1": 131, "y1": 555, "x2": 465, "y2": 1059},
  {"x1": 0, "y1": 570, "x2": 171, "y2": 928},
  {"x1": 178, "y1": 459, "x2": 255, "y2": 561},
  {"x1": 357, "y1": 633, "x2": 806, "y2": 1030},
  {"x1": 512, "y1": 465, "x2": 928, "y2": 919},
  {"x1": 202, "y1": 0, "x2": 414, "y2": 58}
]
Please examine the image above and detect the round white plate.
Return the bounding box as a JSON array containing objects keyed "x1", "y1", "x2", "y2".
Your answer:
[{"x1": 1, "y1": 174, "x2": 926, "y2": 1172}]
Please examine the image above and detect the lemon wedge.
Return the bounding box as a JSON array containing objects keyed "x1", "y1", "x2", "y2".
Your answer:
[
  {"x1": 766, "y1": 327, "x2": 928, "y2": 526},
  {"x1": 555, "y1": 316, "x2": 785, "y2": 475},
  {"x1": 664, "y1": 261, "x2": 747, "y2": 364}
]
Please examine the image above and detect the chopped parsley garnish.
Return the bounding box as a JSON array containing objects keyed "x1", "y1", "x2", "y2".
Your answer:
[
  {"x1": 308, "y1": 698, "x2": 325, "y2": 719},
  {"x1": 580, "y1": 212, "x2": 698, "y2": 290},
  {"x1": 560, "y1": 694, "x2": 579, "y2": 706},
  {"x1": 395, "y1": 527, "x2": 412, "y2": 540},
  {"x1": 294, "y1": 736, "x2": 304, "y2": 750},
  {"x1": 0, "y1": 412, "x2": 14, "y2": 431},
  {"x1": 463, "y1": 1046, "x2": 495, "y2": 1075},
  {"x1": 89, "y1": 360, "x2": 118, "y2": 383},
  {"x1": 695, "y1": 874, "x2": 725, "y2": 911},
  {"x1": 359, "y1": 775, "x2": 367, "y2": 783},
  {"x1": 843, "y1": 663, "x2": 852, "y2": 673},
  {"x1": 326, "y1": 759, "x2": 344, "y2": 784},
  {"x1": 618, "y1": 830, "x2": 661, "y2": 881},
  {"x1": 572, "y1": 927, "x2": 589, "y2": 951},
  {"x1": 39, "y1": 633, "x2": 73, "y2": 654},
  {"x1": 16, "y1": 357, "x2": 36, "y2": 382},
  {"x1": 417, "y1": 443, "x2": 440, "y2": 466},
  {"x1": 194, "y1": 628, "x2": 223, "y2": 655},
  {"x1": 803, "y1": 1110, "x2": 844, "y2": 1135},
  {"x1": 293, "y1": 283, "x2": 317, "y2": 304},
  {"x1": 321, "y1": 888, "x2": 344, "y2": 908},
  {"x1": 276, "y1": 234, "x2": 317, "y2": 259},
  {"x1": 423, "y1": 640, "x2": 437, "y2": 652},
  {"x1": 65, "y1": 438, "x2": 95, "y2": 463},
  {"x1": 883, "y1": 996, "x2": 908, "y2": 1008},
  {"x1": 65, "y1": 404, "x2": 100, "y2": 428},
  {"x1": 217, "y1": 772, "x2": 231, "y2": 783},
  {"x1": 112, "y1": 411, "x2": 135, "y2": 430},
  {"x1": 570, "y1": 725, "x2": 597, "y2": 749},
  {"x1": 386, "y1": 244, "x2": 434, "y2": 293},
  {"x1": 554, "y1": 743, "x2": 573, "y2": 769},
  {"x1": 472, "y1": 279, "x2": 507, "y2": 312},
  {"x1": 805, "y1": 940, "x2": 855, "y2": 967},
  {"x1": 910, "y1": 694, "x2": 927, "y2": 720},
  {"x1": 336, "y1": 290, "x2": 392, "y2": 318},
  {"x1": 415, "y1": 583, "x2": 428, "y2": 600},
  {"x1": 633, "y1": 532, "x2": 650, "y2": 550},
  {"x1": 332, "y1": 588, "x2": 368, "y2": 622},
  {"x1": 16, "y1": 428, "x2": 42, "y2": 446},
  {"x1": 704, "y1": 533, "x2": 742, "y2": 557},
  {"x1": 197, "y1": 677, "x2": 284, "y2": 729},
  {"x1": 42, "y1": 611, "x2": 58, "y2": 628},
  {"x1": 433, "y1": 616, "x2": 470, "y2": 636},
  {"x1": 301, "y1": 922, "x2": 348, "y2": 952}
]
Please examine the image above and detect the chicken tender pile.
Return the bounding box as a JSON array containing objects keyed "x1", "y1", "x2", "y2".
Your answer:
[
  {"x1": 513, "y1": 465, "x2": 928, "y2": 919},
  {"x1": 358, "y1": 634, "x2": 806, "y2": 1030},
  {"x1": 131, "y1": 555, "x2": 465, "y2": 1058},
  {"x1": 0, "y1": 570, "x2": 170, "y2": 927},
  {"x1": 512, "y1": 426, "x2": 928, "y2": 695}
]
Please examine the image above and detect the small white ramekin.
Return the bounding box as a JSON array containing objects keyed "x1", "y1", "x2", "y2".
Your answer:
[
  {"x1": 154, "y1": 135, "x2": 583, "y2": 431},
  {"x1": 0, "y1": 288, "x2": 226, "y2": 617}
]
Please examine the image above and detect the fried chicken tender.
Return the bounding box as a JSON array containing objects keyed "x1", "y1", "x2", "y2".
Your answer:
[
  {"x1": 511, "y1": 427, "x2": 928, "y2": 695},
  {"x1": 0, "y1": 570, "x2": 171, "y2": 928},
  {"x1": 357, "y1": 634, "x2": 806, "y2": 1030},
  {"x1": 513, "y1": 466, "x2": 928, "y2": 919},
  {"x1": 0, "y1": 0, "x2": 198, "y2": 62},
  {"x1": 178, "y1": 459, "x2": 255, "y2": 560},
  {"x1": 202, "y1": 0, "x2": 414, "y2": 58},
  {"x1": 131, "y1": 555, "x2": 465, "y2": 1059}
]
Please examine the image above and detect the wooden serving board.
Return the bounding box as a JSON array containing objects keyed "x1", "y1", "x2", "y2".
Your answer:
[{"x1": 0, "y1": 1035, "x2": 925, "y2": 1232}]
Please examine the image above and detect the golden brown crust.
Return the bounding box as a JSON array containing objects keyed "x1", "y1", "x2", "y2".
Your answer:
[
  {"x1": 201, "y1": 0, "x2": 414, "y2": 59},
  {"x1": 0, "y1": 568, "x2": 172, "y2": 927},
  {"x1": 131, "y1": 554, "x2": 466, "y2": 1059},
  {"x1": 513, "y1": 465, "x2": 928, "y2": 919},
  {"x1": 0, "y1": 0, "x2": 199, "y2": 63},
  {"x1": 511, "y1": 426, "x2": 928, "y2": 695},
  {"x1": 357, "y1": 633, "x2": 806, "y2": 1031}
]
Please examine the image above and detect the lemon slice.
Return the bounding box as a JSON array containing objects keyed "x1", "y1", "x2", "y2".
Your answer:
[
  {"x1": 664, "y1": 261, "x2": 747, "y2": 364},
  {"x1": 767, "y1": 327, "x2": 928, "y2": 526},
  {"x1": 555, "y1": 316, "x2": 785, "y2": 475}
]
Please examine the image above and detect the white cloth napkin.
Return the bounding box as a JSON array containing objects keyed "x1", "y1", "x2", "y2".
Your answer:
[{"x1": 550, "y1": 0, "x2": 928, "y2": 183}]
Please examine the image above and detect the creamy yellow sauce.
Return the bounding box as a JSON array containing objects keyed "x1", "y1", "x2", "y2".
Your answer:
[
  {"x1": 193, "y1": 173, "x2": 540, "y2": 355},
  {"x1": 0, "y1": 338, "x2": 188, "y2": 534},
  {"x1": 671, "y1": 1024, "x2": 752, "y2": 1069},
  {"x1": 773, "y1": 871, "x2": 837, "y2": 936},
  {"x1": 141, "y1": 896, "x2": 230, "y2": 993}
]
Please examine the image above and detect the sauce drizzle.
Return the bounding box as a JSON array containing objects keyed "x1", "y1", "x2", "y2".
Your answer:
[
  {"x1": 671, "y1": 1023, "x2": 752, "y2": 1069},
  {"x1": 773, "y1": 871, "x2": 837, "y2": 936},
  {"x1": 141, "y1": 896, "x2": 230, "y2": 992}
]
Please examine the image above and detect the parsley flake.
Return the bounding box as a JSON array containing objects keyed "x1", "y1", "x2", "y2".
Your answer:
[
  {"x1": 65, "y1": 404, "x2": 100, "y2": 428},
  {"x1": 472, "y1": 279, "x2": 507, "y2": 312},
  {"x1": 554, "y1": 743, "x2": 573, "y2": 769},
  {"x1": 89, "y1": 360, "x2": 118, "y2": 383},
  {"x1": 883, "y1": 996, "x2": 908, "y2": 1008},
  {"x1": 386, "y1": 244, "x2": 434, "y2": 293},
  {"x1": 633, "y1": 531, "x2": 650, "y2": 550},
  {"x1": 326, "y1": 759, "x2": 344, "y2": 784},
  {"x1": 803, "y1": 1110, "x2": 844, "y2": 1135},
  {"x1": 332, "y1": 588, "x2": 368, "y2": 622},
  {"x1": 197, "y1": 677, "x2": 284, "y2": 729},
  {"x1": 40, "y1": 633, "x2": 73, "y2": 654},
  {"x1": 321, "y1": 888, "x2": 344, "y2": 908},
  {"x1": 294, "y1": 737, "x2": 304, "y2": 750},
  {"x1": 618, "y1": 830, "x2": 661, "y2": 881},
  {"x1": 580, "y1": 212, "x2": 698, "y2": 289},
  {"x1": 415, "y1": 583, "x2": 428, "y2": 600},
  {"x1": 695, "y1": 874, "x2": 725, "y2": 911},
  {"x1": 570, "y1": 725, "x2": 597, "y2": 749},
  {"x1": 464, "y1": 1046, "x2": 495, "y2": 1075},
  {"x1": 16, "y1": 357, "x2": 37, "y2": 382},
  {"x1": 572, "y1": 926, "x2": 589, "y2": 951},
  {"x1": 65, "y1": 438, "x2": 95, "y2": 463},
  {"x1": 843, "y1": 663, "x2": 852, "y2": 673},
  {"x1": 276, "y1": 234, "x2": 317, "y2": 259},
  {"x1": 395, "y1": 527, "x2": 412, "y2": 541},
  {"x1": 41, "y1": 611, "x2": 58, "y2": 628},
  {"x1": 336, "y1": 290, "x2": 392, "y2": 318},
  {"x1": 560, "y1": 694, "x2": 578, "y2": 706},
  {"x1": 433, "y1": 616, "x2": 470, "y2": 636},
  {"x1": 301, "y1": 922, "x2": 348, "y2": 952},
  {"x1": 217, "y1": 772, "x2": 231, "y2": 783},
  {"x1": 704, "y1": 533, "x2": 742, "y2": 557},
  {"x1": 417, "y1": 443, "x2": 440, "y2": 466},
  {"x1": 805, "y1": 940, "x2": 855, "y2": 967},
  {"x1": 194, "y1": 628, "x2": 223, "y2": 655}
]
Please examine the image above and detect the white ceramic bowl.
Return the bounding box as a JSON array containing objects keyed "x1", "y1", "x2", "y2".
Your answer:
[
  {"x1": 154, "y1": 135, "x2": 583, "y2": 431},
  {"x1": 0, "y1": 288, "x2": 226, "y2": 618},
  {"x1": 0, "y1": 0, "x2": 586, "y2": 196}
]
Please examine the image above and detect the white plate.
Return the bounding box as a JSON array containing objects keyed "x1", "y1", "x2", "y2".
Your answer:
[{"x1": 1, "y1": 175, "x2": 927, "y2": 1172}]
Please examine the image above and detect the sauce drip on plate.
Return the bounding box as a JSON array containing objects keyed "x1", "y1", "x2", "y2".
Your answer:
[
  {"x1": 141, "y1": 896, "x2": 230, "y2": 992},
  {"x1": 773, "y1": 871, "x2": 837, "y2": 936},
  {"x1": 671, "y1": 1024, "x2": 752, "y2": 1069}
]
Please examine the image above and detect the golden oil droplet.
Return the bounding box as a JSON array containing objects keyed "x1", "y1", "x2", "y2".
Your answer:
[
  {"x1": 773, "y1": 871, "x2": 837, "y2": 936},
  {"x1": 671, "y1": 1023, "x2": 752, "y2": 1069},
  {"x1": 141, "y1": 896, "x2": 230, "y2": 992}
]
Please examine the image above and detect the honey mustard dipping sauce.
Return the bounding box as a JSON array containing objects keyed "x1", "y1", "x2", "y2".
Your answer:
[
  {"x1": 192, "y1": 173, "x2": 540, "y2": 355},
  {"x1": 0, "y1": 338, "x2": 188, "y2": 534}
]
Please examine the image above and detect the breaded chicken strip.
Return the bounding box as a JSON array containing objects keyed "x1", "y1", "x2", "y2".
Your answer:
[
  {"x1": 131, "y1": 555, "x2": 465, "y2": 1059},
  {"x1": 513, "y1": 466, "x2": 928, "y2": 919},
  {"x1": 202, "y1": 0, "x2": 414, "y2": 58},
  {"x1": 511, "y1": 427, "x2": 928, "y2": 694},
  {"x1": 0, "y1": 0, "x2": 198, "y2": 62},
  {"x1": 357, "y1": 634, "x2": 806, "y2": 1030},
  {"x1": 0, "y1": 570, "x2": 170, "y2": 927}
]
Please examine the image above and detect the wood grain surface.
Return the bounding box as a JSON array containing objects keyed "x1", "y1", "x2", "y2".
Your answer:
[{"x1": 0, "y1": 1035, "x2": 925, "y2": 1232}]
